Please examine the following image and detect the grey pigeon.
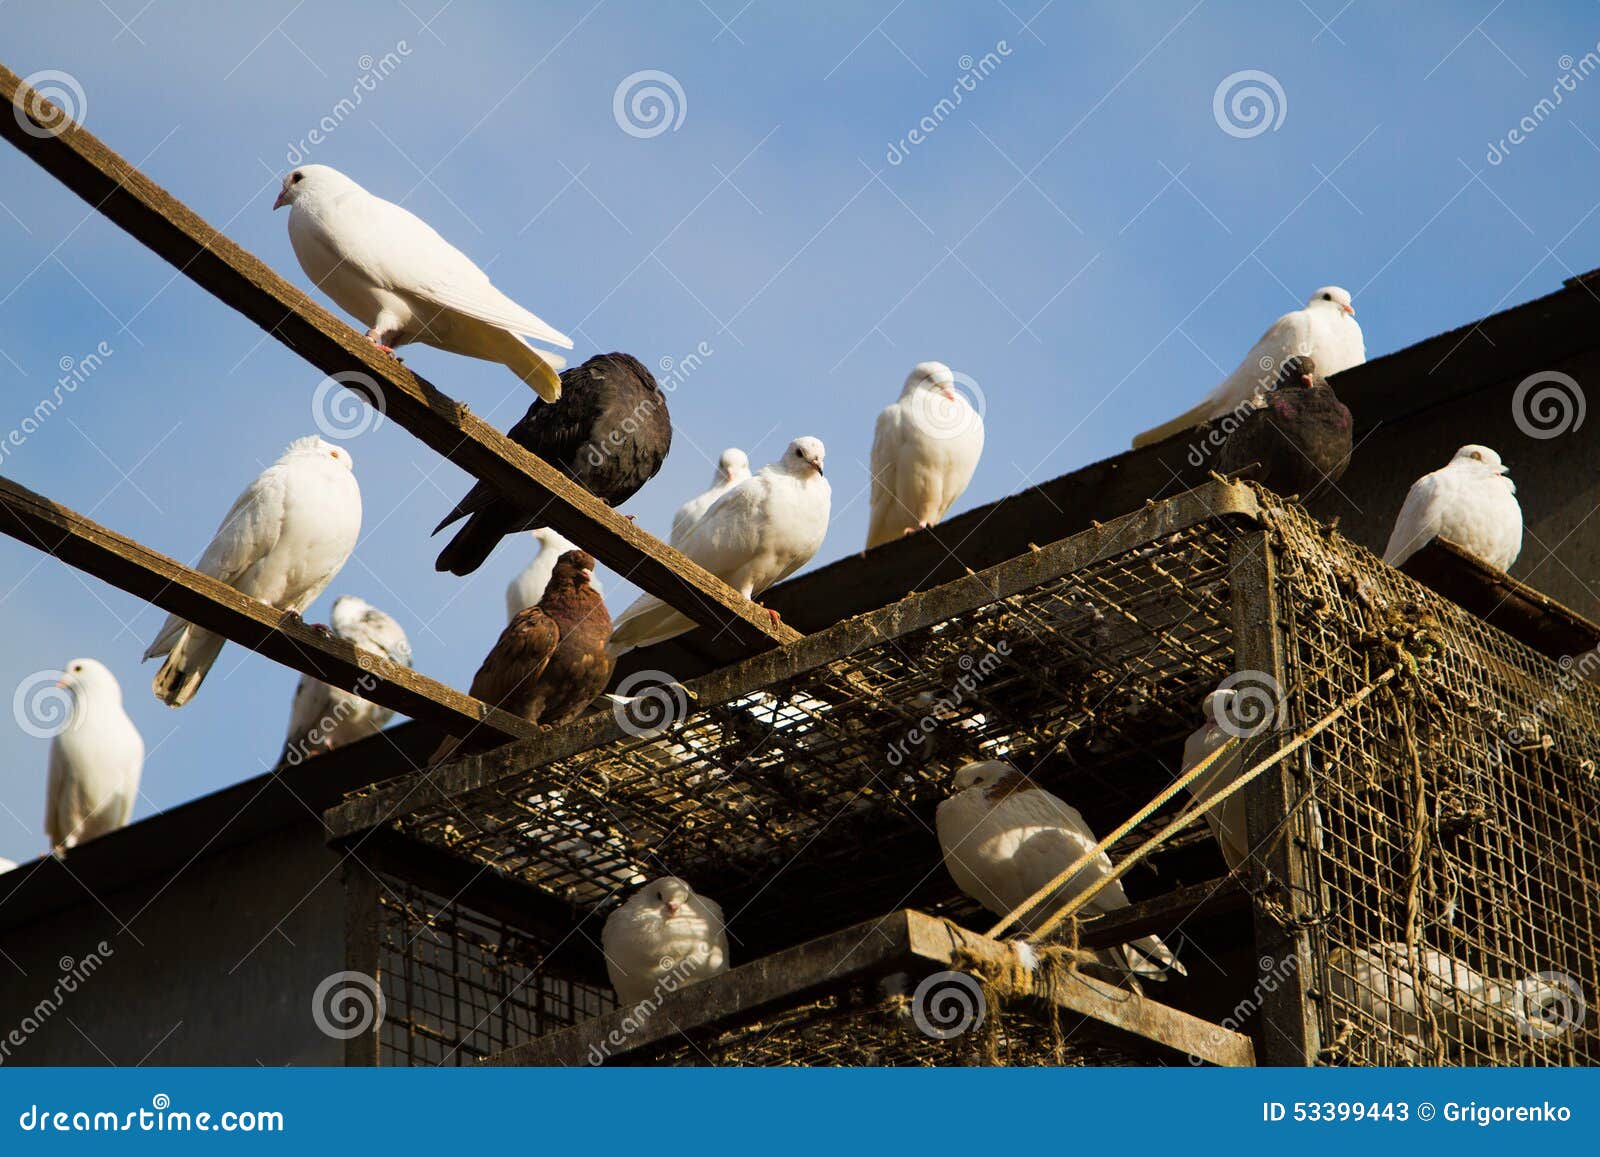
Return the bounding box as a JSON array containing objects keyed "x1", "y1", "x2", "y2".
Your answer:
[
  {"x1": 434, "y1": 353, "x2": 671, "y2": 575},
  {"x1": 1217, "y1": 354, "x2": 1352, "y2": 499}
]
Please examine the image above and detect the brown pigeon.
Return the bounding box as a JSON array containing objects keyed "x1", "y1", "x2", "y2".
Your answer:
[
  {"x1": 433, "y1": 353, "x2": 671, "y2": 575},
  {"x1": 1216, "y1": 354, "x2": 1352, "y2": 500},
  {"x1": 432, "y1": 550, "x2": 614, "y2": 764}
]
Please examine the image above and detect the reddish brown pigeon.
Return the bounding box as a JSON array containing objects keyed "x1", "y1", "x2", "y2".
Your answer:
[{"x1": 432, "y1": 550, "x2": 613, "y2": 764}]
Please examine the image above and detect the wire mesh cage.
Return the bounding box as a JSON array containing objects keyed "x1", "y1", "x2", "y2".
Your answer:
[
  {"x1": 373, "y1": 876, "x2": 612, "y2": 1066},
  {"x1": 333, "y1": 481, "x2": 1600, "y2": 1067},
  {"x1": 1258, "y1": 503, "x2": 1600, "y2": 1066}
]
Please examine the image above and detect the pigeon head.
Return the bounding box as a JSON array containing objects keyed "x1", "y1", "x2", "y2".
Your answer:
[
  {"x1": 1200, "y1": 688, "x2": 1235, "y2": 734},
  {"x1": 783, "y1": 436, "x2": 826, "y2": 478},
  {"x1": 1271, "y1": 354, "x2": 1318, "y2": 391},
  {"x1": 1308, "y1": 286, "x2": 1355, "y2": 317},
  {"x1": 284, "y1": 435, "x2": 355, "y2": 471},
  {"x1": 1452, "y1": 444, "x2": 1509, "y2": 475},
  {"x1": 951, "y1": 759, "x2": 1022, "y2": 793},
  {"x1": 644, "y1": 876, "x2": 695, "y2": 916},
  {"x1": 550, "y1": 549, "x2": 597, "y2": 586},
  {"x1": 529, "y1": 527, "x2": 574, "y2": 552},
  {"x1": 273, "y1": 163, "x2": 357, "y2": 211},
  {"x1": 717, "y1": 448, "x2": 751, "y2": 485},
  {"x1": 57, "y1": 658, "x2": 120, "y2": 704},
  {"x1": 904, "y1": 360, "x2": 958, "y2": 402},
  {"x1": 329, "y1": 595, "x2": 372, "y2": 634}
]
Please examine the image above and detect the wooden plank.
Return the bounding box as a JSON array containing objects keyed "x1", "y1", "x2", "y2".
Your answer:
[
  {"x1": 1230, "y1": 531, "x2": 1322, "y2": 1066},
  {"x1": 325, "y1": 480, "x2": 1266, "y2": 837},
  {"x1": 903, "y1": 911, "x2": 1256, "y2": 1067},
  {"x1": 482, "y1": 910, "x2": 1254, "y2": 1066},
  {"x1": 0, "y1": 474, "x2": 536, "y2": 741},
  {"x1": 1400, "y1": 536, "x2": 1600, "y2": 662},
  {"x1": 0, "y1": 62, "x2": 794, "y2": 655}
]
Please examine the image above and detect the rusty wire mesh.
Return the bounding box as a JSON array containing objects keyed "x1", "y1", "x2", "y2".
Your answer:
[
  {"x1": 626, "y1": 980, "x2": 1168, "y2": 1066},
  {"x1": 362, "y1": 487, "x2": 1599, "y2": 1067},
  {"x1": 376, "y1": 877, "x2": 612, "y2": 1066},
  {"x1": 391, "y1": 517, "x2": 1242, "y2": 948},
  {"x1": 1262, "y1": 502, "x2": 1600, "y2": 1066}
]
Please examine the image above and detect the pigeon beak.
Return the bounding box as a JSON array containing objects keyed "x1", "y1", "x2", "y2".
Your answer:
[
  {"x1": 1341, "y1": 304, "x2": 1355, "y2": 316},
  {"x1": 272, "y1": 188, "x2": 290, "y2": 211},
  {"x1": 55, "y1": 677, "x2": 68, "y2": 690},
  {"x1": 664, "y1": 902, "x2": 681, "y2": 916},
  {"x1": 814, "y1": 461, "x2": 825, "y2": 477},
  {"x1": 940, "y1": 386, "x2": 957, "y2": 402}
]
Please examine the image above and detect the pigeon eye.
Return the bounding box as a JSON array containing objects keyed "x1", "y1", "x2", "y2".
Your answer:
[
  {"x1": 291, "y1": 172, "x2": 303, "y2": 184},
  {"x1": 1322, "y1": 293, "x2": 1332, "y2": 301}
]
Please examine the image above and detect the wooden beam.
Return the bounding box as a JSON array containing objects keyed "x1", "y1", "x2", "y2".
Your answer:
[
  {"x1": 1399, "y1": 536, "x2": 1600, "y2": 663},
  {"x1": 1077, "y1": 875, "x2": 1248, "y2": 950},
  {"x1": 0, "y1": 62, "x2": 794, "y2": 655},
  {"x1": 0, "y1": 474, "x2": 536, "y2": 741}
]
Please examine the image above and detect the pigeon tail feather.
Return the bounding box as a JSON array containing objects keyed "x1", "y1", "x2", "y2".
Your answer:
[
  {"x1": 435, "y1": 515, "x2": 501, "y2": 576},
  {"x1": 1132, "y1": 400, "x2": 1214, "y2": 450},
  {"x1": 151, "y1": 626, "x2": 226, "y2": 707}
]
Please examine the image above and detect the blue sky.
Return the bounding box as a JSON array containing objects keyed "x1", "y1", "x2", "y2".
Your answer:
[{"x1": 2, "y1": 1, "x2": 1598, "y2": 862}]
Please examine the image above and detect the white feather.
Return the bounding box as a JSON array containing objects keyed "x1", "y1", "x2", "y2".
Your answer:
[
  {"x1": 279, "y1": 595, "x2": 412, "y2": 763},
  {"x1": 601, "y1": 877, "x2": 729, "y2": 1006},
  {"x1": 670, "y1": 449, "x2": 751, "y2": 549},
  {"x1": 45, "y1": 659, "x2": 144, "y2": 853},
  {"x1": 1383, "y1": 445, "x2": 1522, "y2": 570},
  {"x1": 866, "y1": 363, "x2": 984, "y2": 549}
]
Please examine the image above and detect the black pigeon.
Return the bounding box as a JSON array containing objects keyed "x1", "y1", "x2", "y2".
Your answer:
[
  {"x1": 434, "y1": 353, "x2": 672, "y2": 575},
  {"x1": 1216, "y1": 354, "x2": 1351, "y2": 500}
]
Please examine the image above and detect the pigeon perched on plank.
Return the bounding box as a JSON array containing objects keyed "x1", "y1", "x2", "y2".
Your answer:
[
  {"x1": 1134, "y1": 287, "x2": 1364, "y2": 448},
  {"x1": 45, "y1": 659, "x2": 144, "y2": 854},
  {"x1": 506, "y1": 528, "x2": 604, "y2": 622},
  {"x1": 143, "y1": 436, "x2": 362, "y2": 707},
  {"x1": 670, "y1": 448, "x2": 750, "y2": 549},
  {"x1": 275, "y1": 164, "x2": 573, "y2": 399},
  {"x1": 1383, "y1": 445, "x2": 1522, "y2": 570},
  {"x1": 936, "y1": 760, "x2": 1185, "y2": 978},
  {"x1": 608, "y1": 437, "x2": 830, "y2": 655},
  {"x1": 602, "y1": 877, "x2": 729, "y2": 1006},
  {"x1": 433, "y1": 550, "x2": 612, "y2": 764},
  {"x1": 1216, "y1": 354, "x2": 1351, "y2": 499},
  {"x1": 278, "y1": 595, "x2": 412, "y2": 765},
  {"x1": 434, "y1": 353, "x2": 671, "y2": 576},
  {"x1": 866, "y1": 361, "x2": 984, "y2": 549}
]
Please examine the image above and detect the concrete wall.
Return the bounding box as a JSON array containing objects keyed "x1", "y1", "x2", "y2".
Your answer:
[{"x1": 0, "y1": 822, "x2": 346, "y2": 1066}]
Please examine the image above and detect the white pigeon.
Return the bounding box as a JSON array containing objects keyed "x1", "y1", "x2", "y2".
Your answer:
[
  {"x1": 1383, "y1": 445, "x2": 1522, "y2": 571},
  {"x1": 143, "y1": 436, "x2": 363, "y2": 707},
  {"x1": 866, "y1": 362, "x2": 984, "y2": 550},
  {"x1": 275, "y1": 164, "x2": 573, "y2": 400},
  {"x1": 1133, "y1": 287, "x2": 1365, "y2": 448},
  {"x1": 278, "y1": 595, "x2": 412, "y2": 765},
  {"x1": 0, "y1": 858, "x2": 16, "y2": 873},
  {"x1": 608, "y1": 438, "x2": 830, "y2": 654},
  {"x1": 601, "y1": 877, "x2": 729, "y2": 1006},
  {"x1": 1180, "y1": 689, "x2": 1249, "y2": 871},
  {"x1": 44, "y1": 659, "x2": 144, "y2": 854},
  {"x1": 504, "y1": 528, "x2": 604, "y2": 622},
  {"x1": 670, "y1": 448, "x2": 751, "y2": 549},
  {"x1": 1328, "y1": 942, "x2": 1566, "y2": 1059},
  {"x1": 936, "y1": 760, "x2": 1185, "y2": 978}
]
